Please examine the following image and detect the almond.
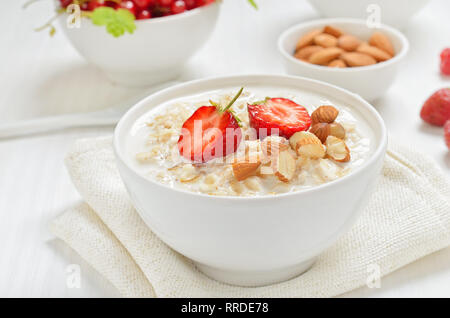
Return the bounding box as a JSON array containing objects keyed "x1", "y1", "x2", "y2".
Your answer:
[
  {"x1": 314, "y1": 33, "x2": 338, "y2": 48},
  {"x1": 357, "y1": 43, "x2": 392, "y2": 62},
  {"x1": 294, "y1": 45, "x2": 324, "y2": 61},
  {"x1": 261, "y1": 136, "x2": 290, "y2": 158},
  {"x1": 311, "y1": 105, "x2": 339, "y2": 125},
  {"x1": 290, "y1": 132, "x2": 326, "y2": 159},
  {"x1": 296, "y1": 28, "x2": 323, "y2": 51},
  {"x1": 297, "y1": 138, "x2": 326, "y2": 159},
  {"x1": 309, "y1": 47, "x2": 343, "y2": 65},
  {"x1": 338, "y1": 34, "x2": 361, "y2": 52},
  {"x1": 289, "y1": 131, "x2": 309, "y2": 150},
  {"x1": 328, "y1": 122, "x2": 346, "y2": 140},
  {"x1": 232, "y1": 157, "x2": 261, "y2": 181},
  {"x1": 328, "y1": 59, "x2": 347, "y2": 68},
  {"x1": 274, "y1": 150, "x2": 296, "y2": 182},
  {"x1": 310, "y1": 123, "x2": 331, "y2": 143},
  {"x1": 341, "y1": 52, "x2": 377, "y2": 67},
  {"x1": 323, "y1": 25, "x2": 344, "y2": 38},
  {"x1": 325, "y1": 136, "x2": 350, "y2": 162},
  {"x1": 369, "y1": 32, "x2": 395, "y2": 56}
]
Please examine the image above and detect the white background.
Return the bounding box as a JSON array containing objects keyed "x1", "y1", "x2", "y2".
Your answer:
[{"x1": 0, "y1": 0, "x2": 449, "y2": 297}]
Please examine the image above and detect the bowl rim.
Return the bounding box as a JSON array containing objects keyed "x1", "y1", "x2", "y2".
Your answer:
[
  {"x1": 278, "y1": 18, "x2": 410, "y2": 73},
  {"x1": 113, "y1": 74, "x2": 388, "y2": 201}
]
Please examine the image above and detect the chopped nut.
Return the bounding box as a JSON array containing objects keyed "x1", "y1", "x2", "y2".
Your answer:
[
  {"x1": 232, "y1": 157, "x2": 261, "y2": 181},
  {"x1": 329, "y1": 122, "x2": 346, "y2": 140},
  {"x1": 274, "y1": 150, "x2": 296, "y2": 182},
  {"x1": 326, "y1": 136, "x2": 350, "y2": 162},
  {"x1": 244, "y1": 177, "x2": 262, "y2": 192},
  {"x1": 290, "y1": 131, "x2": 326, "y2": 159},
  {"x1": 261, "y1": 136, "x2": 290, "y2": 159}
]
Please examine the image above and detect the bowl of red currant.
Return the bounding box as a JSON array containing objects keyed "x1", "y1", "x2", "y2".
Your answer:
[{"x1": 55, "y1": 0, "x2": 221, "y2": 86}]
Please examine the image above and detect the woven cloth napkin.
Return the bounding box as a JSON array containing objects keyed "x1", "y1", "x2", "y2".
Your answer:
[{"x1": 50, "y1": 136, "x2": 450, "y2": 297}]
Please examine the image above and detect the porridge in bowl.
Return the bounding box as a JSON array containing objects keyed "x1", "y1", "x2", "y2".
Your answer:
[{"x1": 127, "y1": 87, "x2": 372, "y2": 196}]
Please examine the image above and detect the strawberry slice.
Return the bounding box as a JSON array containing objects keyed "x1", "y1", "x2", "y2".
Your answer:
[
  {"x1": 178, "y1": 88, "x2": 243, "y2": 163},
  {"x1": 247, "y1": 97, "x2": 311, "y2": 138}
]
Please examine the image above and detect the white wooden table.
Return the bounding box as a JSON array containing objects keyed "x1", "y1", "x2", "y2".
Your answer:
[{"x1": 0, "y1": 0, "x2": 449, "y2": 297}]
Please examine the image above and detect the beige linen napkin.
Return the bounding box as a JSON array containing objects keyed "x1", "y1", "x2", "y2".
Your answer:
[{"x1": 50, "y1": 136, "x2": 450, "y2": 297}]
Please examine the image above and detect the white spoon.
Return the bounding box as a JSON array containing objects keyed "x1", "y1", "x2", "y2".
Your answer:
[{"x1": 0, "y1": 81, "x2": 179, "y2": 139}]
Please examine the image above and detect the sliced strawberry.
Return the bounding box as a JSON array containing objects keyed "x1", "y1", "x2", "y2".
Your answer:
[
  {"x1": 178, "y1": 88, "x2": 243, "y2": 163},
  {"x1": 247, "y1": 98, "x2": 311, "y2": 138},
  {"x1": 420, "y1": 88, "x2": 450, "y2": 126}
]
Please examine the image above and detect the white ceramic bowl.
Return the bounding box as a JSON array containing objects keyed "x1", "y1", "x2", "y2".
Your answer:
[
  {"x1": 278, "y1": 18, "x2": 409, "y2": 102},
  {"x1": 114, "y1": 75, "x2": 387, "y2": 287},
  {"x1": 306, "y1": 0, "x2": 430, "y2": 29},
  {"x1": 58, "y1": 3, "x2": 220, "y2": 86}
]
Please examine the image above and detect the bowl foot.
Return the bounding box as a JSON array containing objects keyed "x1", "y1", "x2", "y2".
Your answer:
[
  {"x1": 103, "y1": 67, "x2": 181, "y2": 87},
  {"x1": 194, "y1": 258, "x2": 316, "y2": 287}
]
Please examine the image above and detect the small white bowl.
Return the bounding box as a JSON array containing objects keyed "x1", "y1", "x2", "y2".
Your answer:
[
  {"x1": 278, "y1": 18, "x2": 409, "y2": 102},
  {"x1": 113, "y1": 74, "x2": 387, "y2": 287},
  {"x1": 306, "y1": 0, "x2": 430, "y2": 29},
  {"x1": 58, "y1": 3, "x2": 220, "y2": 87}
]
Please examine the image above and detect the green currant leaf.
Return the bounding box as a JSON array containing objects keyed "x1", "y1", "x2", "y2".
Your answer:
[
  {"x1": 91, "y1": 7, "x2": 136, "y2": 38},
  {"x1": 247, "y1": 0, "x2": 258, "y2": 9}
]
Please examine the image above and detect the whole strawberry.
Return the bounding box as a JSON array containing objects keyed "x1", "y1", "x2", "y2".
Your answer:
[
  {"x1": 445, "y1": 120, "x2": 450, "y2": 149},
  {"x1": 441, "y1": 48, "x2": 450, "y2": 76},
  {"x1": 420, "y1": 88, "x2": 450, "y2": 126}
]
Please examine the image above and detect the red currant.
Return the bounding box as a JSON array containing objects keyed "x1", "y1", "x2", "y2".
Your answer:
[
  {"x1": 116, "y1": 0, "x2": 137, "y2": 15},
  {"x1": 158, "y1": 0, "x2": 174, "y2": 7},
  {"x1": 171, "y1": 0, "x2": 186, "y2": 14},
  {"x1": 137, "y1": 9, "x2": 152, "y2": 19},
  {"x1": 87, "y1": 0, "x2": 106, "y2": 11},
  {"x1": 196, "y1": 0, "x2": 214, "y2": 7},
  {"x1": 184, "y1": 0, "x2": 196, "y2": 9},
  {"x1": 441, "y1": 48, "x2": 450, "y2": 76},
  {"x1": 134, "y1": 0, "x2": 155, "y2": 9},
  {"x1": 59, "y1": 0, "x2": 72, "y2": 8}
]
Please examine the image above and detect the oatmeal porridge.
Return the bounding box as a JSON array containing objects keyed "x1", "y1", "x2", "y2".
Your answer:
[{"x1": 126, "y1": 86, "x2": 373, "y2": 196}]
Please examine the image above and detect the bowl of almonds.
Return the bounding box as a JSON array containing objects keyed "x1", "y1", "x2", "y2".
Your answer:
[{"x1": 278, "y1": 18, "x2": 409, "y2": 101}]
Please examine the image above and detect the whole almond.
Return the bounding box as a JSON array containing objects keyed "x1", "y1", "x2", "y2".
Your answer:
[
  {"x1": 341, "y1": 52, "x2": 377, "y2": 67},
  {"x1": 311, "y1": 105, "x2": 339, "y2": 125},
  {"x1": 337, "y1": 34, "x2": 361, "y2": 52},
  {"x1": 369, "y1": 32, "x2": 395, "y2": 56},
  {"x1": 324, "y1": 25, "x2": 343, "y2": 38},
  {"x1": 357, "y1": 43, "x2": 392, "y2": 61},
  {"x1": 314, "y1": 33, "x2": 338, "y2": 48},
  {"x1": 309, "y1": 47, "x2": 343, "y2": 65},
  {"x1": 294, "y1": 45, "x2": 324, "y2": 61},
  {"x1": 328, "y1": 59, "x2": 347, "y2": 68},
  {"x1": 296, "y1": 29, "x2": 323, "y2": 51},
  {"x1": 310, "y1": 123, "x2": 331, "y2": 143}
]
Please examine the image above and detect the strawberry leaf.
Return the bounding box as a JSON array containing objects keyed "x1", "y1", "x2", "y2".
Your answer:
[{"x1": 91, "y1": 7, "x2": 136, "y2": 38}]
